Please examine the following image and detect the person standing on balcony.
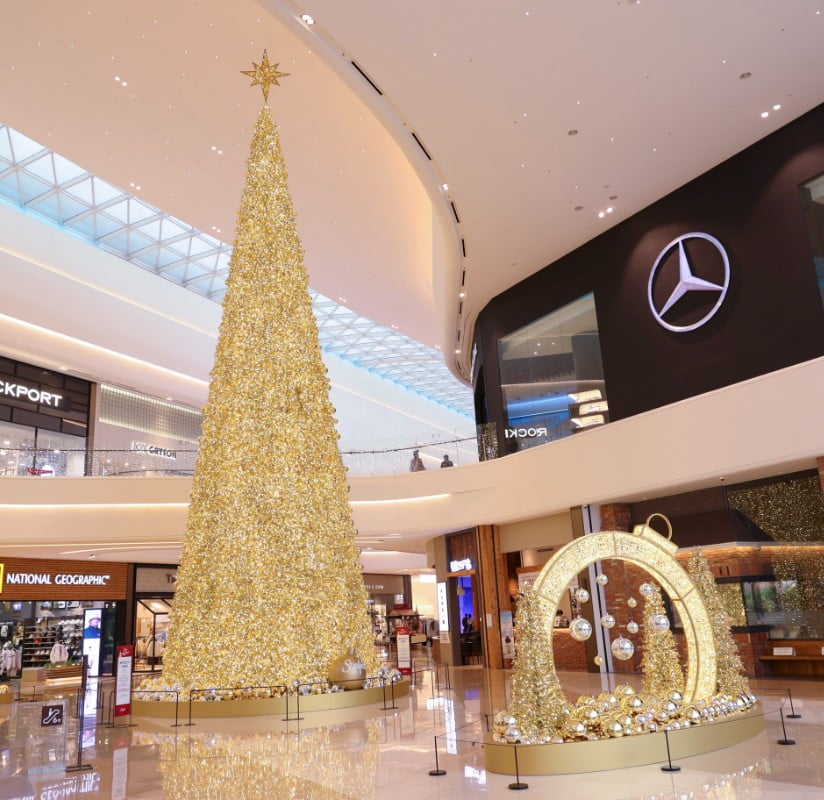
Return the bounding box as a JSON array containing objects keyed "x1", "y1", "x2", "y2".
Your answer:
[{"x1": 409, "y1": 450, "x2": 425, "y2": 472}]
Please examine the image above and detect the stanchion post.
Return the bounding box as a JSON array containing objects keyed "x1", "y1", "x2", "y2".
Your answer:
[
  {"x1": 172, "y1": 691, "x2": 181, "y2": 728},
  {"x1": 777, "y1": 707, "x2": 796, "y2": 745},
  {"x1": 508, "y1": 744, "x2": 528, "y2": 791},
  {"x1": 185, "y1": 690, "x2": 195, "y2": 726},
  {"x1": 660, "y1": 729, "x2": 681, "y2": 772},
  {"x1": 786, "y1": 688, "x2": 801, "y2": 719},
  {"x1": 428, "y1": 735, "x2": 446, "y2": 776}
]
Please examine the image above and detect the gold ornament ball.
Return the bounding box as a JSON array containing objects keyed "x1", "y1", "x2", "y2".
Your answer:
[
  {"x1": 610, "y1": 636, "x2": 635, "y2": 661},
  {"x1": 627, "y1": 597, "x2": 638, "y2": 608},
  {"x1": 600, "y1": 614, "x2": 616, "y2": 629},
  {"x1": 593, "y1": 655, "x2": 604, "y2": 667},
  {"x1": 595, "y1": 574, "x2": 609, "y2": 586},
  {"x1": 504, "y1": 725, "x2": 521, "y2": 744},
  {"x1": 626, "y1": 620, "x2": 640, "y2": 634},
  {"x1": 649, "y1": 612, "x2": 671, "y2": 632},
  {"x1": 327, "y1": 653, "x2": 366, "y2": 690},
  {"x1": 613, "y1": 684, "x2": 635, "y2": 697},
  {"x1": 575, "y1": 588, "x2": 590, "y2": 604},
  {"x1": 639, "y1": 582, "x2": 655, "y2": 597},
  {"x1": 621, "y1": 695, "x2": 644, "y2": 713},
  {"x1": 600, "y1": 718, "x2": 625, "y2": 738},
  {"x1": 563, "y1": 719, "x2": 587, "y2": 739},
  {"x1": 569, "y1": 617, "x2": 593, "y2": 642}
]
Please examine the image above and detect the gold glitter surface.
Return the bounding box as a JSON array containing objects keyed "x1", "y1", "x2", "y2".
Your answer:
[
  {"x1": 641, "y1": 585, "x2": 685, "y2": 696},
  {"x1": 687, "y1": 550, "x2": 750, "y2": 697},
  {"x1": 528, "y1": 524, "x2": 717, "y2": 703},
  {"x1": 160, "y1": 103, "x2": 375, "y2": 690}
]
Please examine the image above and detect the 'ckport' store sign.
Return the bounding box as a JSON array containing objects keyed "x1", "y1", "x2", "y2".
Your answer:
[{"x1": 0, "y1": 558, "x2": 127, "y2": 601}]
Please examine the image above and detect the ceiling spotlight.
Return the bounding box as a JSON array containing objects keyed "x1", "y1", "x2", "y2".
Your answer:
[
  {"x1": 441, "y1": 183, "x2": 449, "y2": 191},
  {"x1": 606, "y1": 207, "x2": 614, "y2": 213},
  {"x1": 454, "y1": 348, "x2": 461, "y2": 354},
  {"x1": 760, "y1": 111, "x2": 769, "y2": 118},
  {"x1": 300, "y1": 13, "x2": 315, "y2": 25},
  {"x1": 598, "y1": 211, "x2": 605, "y2": 218},
  {"x1": 772, "y1": 103, "x2": 781, "y2": 111},
  {"x1": 458, "y1": 291, "x2": 465, "y2": 298}
]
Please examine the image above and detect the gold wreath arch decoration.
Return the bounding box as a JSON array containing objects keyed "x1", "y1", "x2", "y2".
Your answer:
[{"x1": 531, "y1": 516, "x2": 717, "y2": 702}]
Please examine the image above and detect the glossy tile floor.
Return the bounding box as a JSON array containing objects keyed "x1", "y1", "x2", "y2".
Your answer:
[{"x1": 1, "y1": 667, "x2": 822, "y2": 799}]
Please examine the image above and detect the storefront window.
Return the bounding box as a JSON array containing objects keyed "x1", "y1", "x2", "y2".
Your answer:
[
  {"x1": 742, "y1": 578, "x2": 824, "y2": 640},
  {"x1": 0, "y1": 420, "x2": 35, "y2": 475},
  {"x1": 497, "y1": 293, "x2": 608, "y2": 453},
  {"x1": 800, "y1": 173, "x2": 824, "y2": 311},
  {"x1": 135, "y1": 598, "x2": 173, "y2": 672}
]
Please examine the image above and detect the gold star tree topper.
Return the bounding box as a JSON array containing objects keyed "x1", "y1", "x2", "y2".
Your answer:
[{"x1": 241, "y1": 49, "x2": 290, "y2": 102}]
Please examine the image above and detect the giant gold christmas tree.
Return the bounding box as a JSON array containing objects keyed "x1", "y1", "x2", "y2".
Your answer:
[{"x1": 161, "y1": 52, "x2": 376, "y2": 689}]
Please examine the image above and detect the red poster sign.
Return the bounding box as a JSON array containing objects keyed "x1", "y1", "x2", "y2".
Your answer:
[
  {"x1": 395, "y1": 625, "x2": 411, "y2": 675},
  {"x1": 114, "y1": 645, "x2": 133, "y2": 717}
]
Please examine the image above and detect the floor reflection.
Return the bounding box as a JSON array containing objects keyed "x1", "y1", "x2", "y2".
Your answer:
[{"x1": 0, "y1": 670, "x2": 821, "y2": 799}]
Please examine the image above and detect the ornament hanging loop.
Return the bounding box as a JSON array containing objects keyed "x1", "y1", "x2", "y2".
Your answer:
[{"x1": 640, "y1": 512, "x2": 673, "y2": 541}]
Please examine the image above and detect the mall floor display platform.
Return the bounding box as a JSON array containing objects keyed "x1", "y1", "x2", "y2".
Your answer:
[
  {"x1": 133, "y1": 679, "x2": 410, "y2": 719},
  {"x1": 484, "y1": 703, "x2": 765, "y2": 775}
]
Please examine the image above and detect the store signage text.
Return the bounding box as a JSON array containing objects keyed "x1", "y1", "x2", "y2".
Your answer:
[
  {"x1": 0, "y1": 380, "x2": 63, "y2": 408},
  {"x1": 449, "y1": 558, "x2": 473, "y2": 572},
  {"x1": 505, "y1": 427, "x2": 547, "y2": 439},
  {"x1": 131, "y1": 441, "x2": 177, "y2": 460},
  {"x1": 0, "y1": 566, "x2": 111, "y2": 592}
]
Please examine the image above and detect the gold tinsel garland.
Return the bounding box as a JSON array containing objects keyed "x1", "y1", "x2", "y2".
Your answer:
[{"x1": 159, "y1": 101, "x2": 375, "y2": 690}]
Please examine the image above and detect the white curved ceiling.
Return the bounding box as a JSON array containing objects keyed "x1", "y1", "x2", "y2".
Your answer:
[{"x1": 3, "y1": 1, "x2": 823, "y2": 381}]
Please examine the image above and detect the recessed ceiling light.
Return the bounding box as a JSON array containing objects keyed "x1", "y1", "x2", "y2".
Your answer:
[
  {"x1": 455, "y1": 349, "x2": 460, "y2": 354},
  {"x1": 458, "y1": 291, "x2": 465, "y2": 298},
  {"x1": 760, "y1": 111, "x2": 769, "y2": 118},
  {"x1": 441, "y1": 183, "x2": 449, "y2": 191},
  {"x1": 772, "y1": 103, "x2": 781, "y2": 111},
  {"x1": 598, "y1": 211, "x2": 605, "y2": 218},
  {"x1": 606, "y1": 207, "x2": 614, "y2": 213},
  {"x1": 300, "y1": 13, "x2": 315, "y2": 25}
]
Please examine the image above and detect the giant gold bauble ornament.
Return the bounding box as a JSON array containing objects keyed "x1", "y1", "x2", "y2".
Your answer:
[
  {"x1": 569, "y1": 617, "x2": 593, "y2": 642},
  {"x1": 626, "y1": 620, "x2": 640, "y2": 634},
  {"x1": 627, "y1": 597, "x2": 638, "y2": 608},
  {"x1": 328, "y1": 652, "x2": 366, "y2": 690},
  {"x1": 639, "y1": 582, "x2": 655, "y2": 597},
  {"x1": 575, "y1": 588, "x2": 590, "y2": 604},
  {"x1": 600, "y1": 614, "x2": 616, "y2": 629},
  {"x1": 649, "y1": 613, "x2": 671, "y2": 632},
  {"x1": 610, "y1": 636, "x2": 635, "y2": 661},
  {"x1": 596, "y1": 573, "x2": 609, "y2": 586}
]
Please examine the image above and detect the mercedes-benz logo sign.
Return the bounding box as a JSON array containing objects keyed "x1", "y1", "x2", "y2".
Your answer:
[{"x1": 647, "y1": 232, "x2": 730, "y2": 332}]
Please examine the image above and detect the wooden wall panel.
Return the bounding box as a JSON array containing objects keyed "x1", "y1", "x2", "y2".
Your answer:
[{"x1": 0, "y1": 556, "x2": 127, "y2": 600}]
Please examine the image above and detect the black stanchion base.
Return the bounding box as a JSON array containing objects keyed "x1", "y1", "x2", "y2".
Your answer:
[
  {"x1": 786, "y1": 714, "x2": 801, "y2": 719},
  {"x1": 508, "y1": 781, "x2": 529, "y2": 790},
  {"x1": 777, "y1": 738, "x2": 796, "y2": 746},
  {"x1": 661, "y1": 765, "x2": 681, "y2": 772},
  {"x1": 282, "y1": 717, "x2": 304, "y2": 722},
  {"x1": 428, "y1": 769, "x2": 446, "y2": 776},
  {"x1": 66, "y1": 764, "x2": 94, "y2": 773}
]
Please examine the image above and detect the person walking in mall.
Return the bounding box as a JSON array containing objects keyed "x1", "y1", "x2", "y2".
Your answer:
[{"x1": 409, "y1": 449, "x2": 425, "y2": 471}]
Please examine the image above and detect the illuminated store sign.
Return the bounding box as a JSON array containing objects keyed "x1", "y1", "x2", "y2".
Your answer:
[
  {"x1": 504, "y1": 427, "x2": 547, "y2": 439},
  {"x1": 131, "y1": 441, "x2": 177, "y2": 460},
  {"x1": 437, "y1": 581, "x2": 450, "y2": 632},
  {"x1": 0, "y1": 379, "x2": 63, "y2": 408},
  {"x1": 647, "y1": 232, "x2": 730, "y2": 333},
  {"x1": 449, "y1": 558, "x2": 473, "y2": 572},
  {"x1": 0, "y1": 565, "x2": 111, "y2": 592}
]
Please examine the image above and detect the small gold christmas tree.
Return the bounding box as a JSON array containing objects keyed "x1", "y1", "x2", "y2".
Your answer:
[
  {"x1": 509, "y1": 587, "x2": 567, "y2": 740},
  {"x1": 687, "y1": 550, "x2": 751, "y2": 696},
  {"x1": 640, "y1": 585, "x2": 685, "y2": 697},
  {"x1": 161, "y1": 56, "x2": 375, "y2": 689}
]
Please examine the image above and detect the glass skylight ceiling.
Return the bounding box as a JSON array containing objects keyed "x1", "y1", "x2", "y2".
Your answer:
[{"x1": 0, "y1": 123, "x2": 473, "y2": 417}]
